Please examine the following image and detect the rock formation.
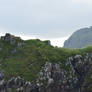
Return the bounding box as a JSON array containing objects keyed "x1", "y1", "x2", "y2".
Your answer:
[
  {"x1": 64, "y1": 26, "x2": 92, "y2": 48},
  {"x1": 0, "y1": 53, "x2": 92, "y2": 92}
]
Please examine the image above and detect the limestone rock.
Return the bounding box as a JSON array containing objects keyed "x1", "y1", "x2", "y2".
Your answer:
[{"x1": 64, "y1": 26, "x2": 92, "y2": 48}]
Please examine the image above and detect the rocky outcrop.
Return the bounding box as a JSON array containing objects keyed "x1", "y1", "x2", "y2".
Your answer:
[
  {"x1": 37, "y1": 53, "x2": 92, "y2": 92},
  {"x1": 1, "y1": 33, "x2": 16, "y2": 45},
  {"x1": 0, "y1": 53, "x2": 92, "y2": 92},
  {"x1": 0, "y1": 33, "x2": 23, "y2": 46},
  {"x1": 0, "y1": 33, "x2": 25, "y2": 54},
  {"x1": 64, "y1": 26, "x2": 92, "y2": 48}
]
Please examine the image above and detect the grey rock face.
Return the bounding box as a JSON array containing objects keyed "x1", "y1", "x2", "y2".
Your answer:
[
  {"x1": 37, "y1": 53, "x2": 92, "y2": 92},
  {"x1": 0, "y1": 53, "x2": 92, "y2": 92},
  {"x1": 64, "y1": 26, "x2": 92, "y2": 48},
  {"x1": 1, "y1": 33, "x2": 16, "y2": 45}
]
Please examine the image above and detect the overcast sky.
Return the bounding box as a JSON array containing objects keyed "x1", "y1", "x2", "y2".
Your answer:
[{"x1": 0, "y1": 0, "x2": 92, "y2": 47}]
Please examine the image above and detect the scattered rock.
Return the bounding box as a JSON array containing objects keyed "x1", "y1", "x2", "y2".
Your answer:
[{"x1": 0, "y1": 53, "x2": 92, "y2": 92}]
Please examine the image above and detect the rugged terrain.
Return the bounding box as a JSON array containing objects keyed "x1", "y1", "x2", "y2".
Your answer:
[
  {"x1": 0, "y1": 33, "x2": 92, "y2": 92},
  {"x1": 64, "y1": 26, "x2": 92, "y2": 48}
]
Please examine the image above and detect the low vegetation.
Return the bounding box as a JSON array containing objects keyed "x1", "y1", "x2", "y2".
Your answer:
[{"x1": 0, "y1": 35, "x2": 92, "y2": 82}]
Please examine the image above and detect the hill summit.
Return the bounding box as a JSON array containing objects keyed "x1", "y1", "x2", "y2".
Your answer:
[
  {"x1": 0, "y1": 33, "x2": 92, "y2": 92},
  {"x1": 64, "y1": 26, "x2": 92, "y2": 48}
]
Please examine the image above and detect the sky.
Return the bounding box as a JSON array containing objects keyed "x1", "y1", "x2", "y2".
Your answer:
[{"x1": 0, "y1": 0, "x2": 92, "y2": 47}]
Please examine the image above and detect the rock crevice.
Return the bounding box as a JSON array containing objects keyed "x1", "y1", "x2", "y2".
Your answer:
[{"x1": 0, "y1": 53, "x2": 92, "y2": 92}]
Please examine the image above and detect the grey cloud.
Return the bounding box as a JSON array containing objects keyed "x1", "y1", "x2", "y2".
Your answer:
[{"x1": 0, "y1": 0, "x2": 92, "y2": 38}]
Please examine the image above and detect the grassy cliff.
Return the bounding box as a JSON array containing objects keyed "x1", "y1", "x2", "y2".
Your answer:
[{"x1": 0, "y1": 34, "x2": 92, "y2": 83}]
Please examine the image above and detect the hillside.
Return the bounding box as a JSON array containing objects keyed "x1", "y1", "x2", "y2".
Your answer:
[
  {"x1": 0, "y1": 33, "x2": 92, "y2": 92},
  {"x1": 64, "y1": 26, "x2": 92, "y2": 48}
]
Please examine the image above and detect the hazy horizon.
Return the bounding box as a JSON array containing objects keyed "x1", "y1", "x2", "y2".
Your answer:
[
  {"x1": 0, "y1": 0, "x2": 92, "y2": 47},
  {"x1": 0, "y1": 32, "x2": 69, "y2": 47}
]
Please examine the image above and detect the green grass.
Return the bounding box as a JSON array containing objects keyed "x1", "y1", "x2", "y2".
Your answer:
[{"x1": 0, "y1": 38, "x2": 92, "y2": 82}]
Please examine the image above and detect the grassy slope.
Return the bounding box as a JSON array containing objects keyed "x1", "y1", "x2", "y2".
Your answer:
[{"x1": 0, "y1": 38, "x2": 92, "y2": 83}]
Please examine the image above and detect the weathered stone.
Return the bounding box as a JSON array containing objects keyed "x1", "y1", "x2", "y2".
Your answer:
[
  {"x1": 0, "y1": 53, "x2": 92, "y2": 92},
  {"x1": 1, "y1": 33, "x2": 16, "y2": 45},
  {"x1": 48, "y1": 78, "x2": 54, "y2": 85},
  {"x1": 64, "y1": 26, "x2": 92, "y2": 48}
]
